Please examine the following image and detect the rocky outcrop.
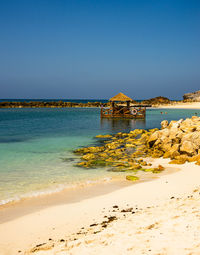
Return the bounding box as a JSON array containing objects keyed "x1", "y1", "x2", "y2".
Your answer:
[
  {"x1": 0, "y1": 101, "x2": 109, "y2": 108},
  {"x1": 183, "y1": 90, "x2": 200, "y2": 102},
  {"x1": 147, "y1": 116, "x2": 200, "y2": 164},
  {"x1": 74, "y1": 128, "x2": 163, "y2": 180},
  {"x1": 141, "y1": 96, "x2": 171, "y2": 105},
  {"x1": 0, "y1": 96, "x2": 173, "y2": 108},
  {"x1": 74, "y1": 116, "x2": 200, "y2": 180}
]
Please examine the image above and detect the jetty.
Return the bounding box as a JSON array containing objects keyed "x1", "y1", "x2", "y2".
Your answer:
[{"x1": 101, "y1": 92, "x2": 147, "y2": 119}]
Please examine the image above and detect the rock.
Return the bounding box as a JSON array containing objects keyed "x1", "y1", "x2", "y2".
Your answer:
[
  {"x1": 182, "y1": 132, "x2": 200, "y2": 148},
  {"x1": 88, "y1": 160, "x2": 109, "y2": 167},
  {"x1": 141, "y1": 96, "x2": 171, "y2": 105},
  {"x1": 77, "y1": 161, "x2": 89, "y2": 167},
  {"x1": 98, "y1": 152, "x2": 109, "y2": 158},
  {"x1": 150, "y1": 149, "x2": 164, "y2": 158},
  {"x1": 127, "y1": 163, "x2": 142, "y2": 170},
  {"x1": 148, "y1": 131, "x2": 160, "y2": 147},
  {"x1": 95, "y1": 134, "x2": 112, "y2": 139},
  {"x1": 82, "y1": 153, "x2": 96, "y2": 161},
  {"x1": 180, "y1": 141, "x2": 198, "y2": 155},
  {"x1": 105, "y1": 142, "x2": 120, "y2": 150},
  {"x1": 161, "y1": 120, "x2": 168, "y2": 129},
  {"x1": 152, "y1": 167, "x2": 164, "y2": 173},
  {"x1": 75, "y1": 116, "x2": 200, "y2": 169},
  {"x1": 129, "y1": 129, "x2": 145, "y2": 137},
  {"x1": 74, "y1": 146, "x2": 104, "y2": 154},
  {"x1": 169, "y1": 155, "x2": 189, "y2": 164},
  {"x1": 187, "y1": 154, "x2": 200, "y2": 162},
  {"x1": 160, "y1": 128, "x2": 170, "y2": 138},
  {"x1": 126, "y1": 175, "x2": 139, "y2": 181},
  {"x1": 142, "y1": 168, "x2": 154, "y2": 172},
  {"x1": 169, "y1": 159, "x2": 187, "y2": 164},
  {"x1": 195, "y1": 159, "x2": 200, "y2": 165},
  {"x1": 140, "y1": 160, "x2": 148, "y2": 166},
  {"x1": 125, "y1": 143, "x2": 136, "y2": 148},
  {"x1": 168, "y1": 120, "x2": 180, "y2": 129},
  {"x1": 158, "y1": 165, "x2": 165, "y2": 171},
  {"x1": 161, "y1": 142, "x2": 172, "y2": 152},
  {"x1": 183, "y1": 90, "x2": 200, "y2": 101},
  {"x1": 163, "y1": 144, "x2": 180, "y2": 159}
]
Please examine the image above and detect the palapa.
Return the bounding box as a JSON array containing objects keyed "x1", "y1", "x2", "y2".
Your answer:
[{"x1": 109, "y1": 92, "x2": 134, "y2": 102}]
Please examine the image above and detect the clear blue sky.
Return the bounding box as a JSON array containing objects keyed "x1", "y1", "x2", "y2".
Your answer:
[{"x1": 0, "y1": 0, "x2": 199, "y2": 100}]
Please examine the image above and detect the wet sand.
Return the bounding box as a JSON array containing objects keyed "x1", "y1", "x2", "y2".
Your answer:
[{"x1": 0, "y1": 158, "x2": 190, "y2": 255}]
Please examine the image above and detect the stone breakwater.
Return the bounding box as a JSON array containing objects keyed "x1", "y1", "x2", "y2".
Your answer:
[
  {"x1": 74, "y1": 116, "x2": 200, "y2": 180},
  {"x1": 0, "y1": 97, "x2": 179, "y2": 108},
  {"x1": 0, "y1": 101, "x2": 109, "y2": 108}
]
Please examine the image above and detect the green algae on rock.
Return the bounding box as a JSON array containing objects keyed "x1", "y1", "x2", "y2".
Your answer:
[
  {"x1": 74, "y1": 116, "x2": 200, "y2": 181},
  {"x1": 126, "y1": 175, "x2": 140, "y2": 181}
]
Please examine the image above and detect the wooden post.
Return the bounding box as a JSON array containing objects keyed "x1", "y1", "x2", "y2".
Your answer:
[
  {"x1": 101, "y1": 107, "x2": 103, "y2": 118},
  {"x1": 112, "y1": 102, "x2": 114, "y2": 116}
]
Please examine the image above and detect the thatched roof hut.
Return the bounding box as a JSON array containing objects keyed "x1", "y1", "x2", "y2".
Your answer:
[
  {"x1": 109, "y1": 92, "x2": 134, "y2": 102},
  {"x1": 101, "y1": 92, "x2": 146, "y2": 119}
]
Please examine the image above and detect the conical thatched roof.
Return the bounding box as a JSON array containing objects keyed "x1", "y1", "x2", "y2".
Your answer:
[{"x1": 109, "y1": 92, "x2": 133, "y2": 102}]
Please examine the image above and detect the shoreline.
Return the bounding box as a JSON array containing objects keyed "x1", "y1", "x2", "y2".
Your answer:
[
  {"x1": 0, "y1": 158, "x2": 199, "y2": 254},
  {"x1": 0, "y1": 178, "x2": 130, "y2": 223},
  {"x1": 1, "y1": 100, "x2": 200, "y2": 109},
  {"x1": 0, "y1": 163, "x2": 178, "y2": 223},
  {"x1": 156, "y1": 101, "x2": 200, "y2": 109},
  {"x1": 1, "y1": 115, "x2": 200, "y2": 254}
]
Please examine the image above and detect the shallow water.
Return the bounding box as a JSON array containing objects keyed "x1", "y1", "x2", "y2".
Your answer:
[{"x1": 0, "y1": 107, "x2": 199, "y2": 205}]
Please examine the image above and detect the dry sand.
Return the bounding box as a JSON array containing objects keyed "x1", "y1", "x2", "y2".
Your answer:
[
  {"x1": 157, "y1": 102, "x2": 200, "y2": 109},
  {"x1": 0, "y1": 158, "x2": 200, "y2": 255}
]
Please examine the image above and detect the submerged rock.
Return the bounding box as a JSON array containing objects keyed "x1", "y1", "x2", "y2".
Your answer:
[
  {"x1": 126, "y1": 175, "x2": 139, "y2": 181},
  {"x1": 95, "y1": 134, "x2": 113, "y2": 139}
]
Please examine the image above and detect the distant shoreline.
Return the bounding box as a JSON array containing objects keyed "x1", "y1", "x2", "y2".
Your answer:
[
  {"x1": 0, "y1": 101, "x2": 109, "y2": 108},
  {"x1": 0, "y1": 100, "x2": 200, "y2": 109}
]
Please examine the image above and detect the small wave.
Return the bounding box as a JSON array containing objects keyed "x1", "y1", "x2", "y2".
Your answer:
[{"x1": 0, "y1": 177, "x2": 113, "y2": 207}]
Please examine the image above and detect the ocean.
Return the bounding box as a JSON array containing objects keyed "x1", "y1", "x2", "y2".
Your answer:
[{"x1": 0, "y1": 107, "x2": 199, "y2": 205}]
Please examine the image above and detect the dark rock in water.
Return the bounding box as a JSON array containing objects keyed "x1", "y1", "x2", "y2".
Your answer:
[
  {"x1": 61, "y1": 157, "x2": 76, "y2": 162},
  {"x1": 126, "y1": 175, "x2": 139, "y2": 181},
  {"x1": 95, "y1": 134, "x2": 112, "y2": 139},
  {"x1": 183, "y1": 90, "x2": 200, "y2": 102}
]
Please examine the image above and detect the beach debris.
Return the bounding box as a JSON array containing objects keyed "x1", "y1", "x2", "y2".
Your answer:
[
  {"x1": 29, "y1": 242, "x2": 54, "y2": 253},
  {"x1": 90, "y1": 223, "x2": 98, "y2": 227},
  {"x1": 112, "y1": 205, "x2": 119, "y2": 208},
  {"x1": 121, "y1": 208, "x2": 133, "y2": 213}
]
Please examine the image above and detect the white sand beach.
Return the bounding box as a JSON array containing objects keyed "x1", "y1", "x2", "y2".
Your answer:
[
  {"x1": 158, "y1": 102, "x2": 200, "y2": 109},
  {"x1": 1, "y1": 158, "x2": 200, "y2": 255}
]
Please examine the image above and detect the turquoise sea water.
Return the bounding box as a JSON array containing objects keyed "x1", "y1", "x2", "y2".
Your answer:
[{"x1": 0, "y1": 107, "x2": 199, "y2": 205}]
